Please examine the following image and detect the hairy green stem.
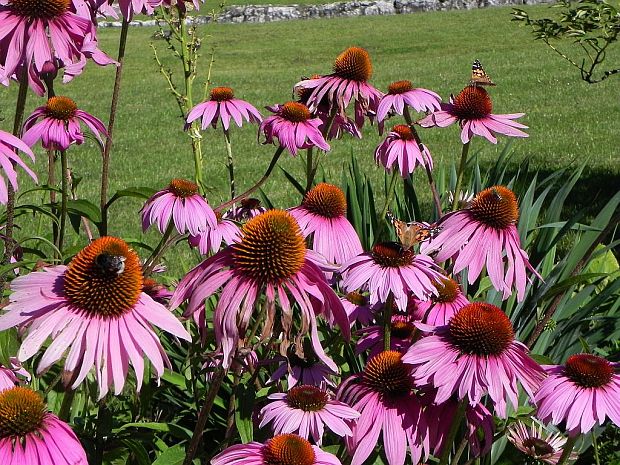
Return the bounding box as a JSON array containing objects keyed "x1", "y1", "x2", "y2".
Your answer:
[
  {"x1": 452, "y1": 141, "x2": 471, "y2": 211},
  {"x1": 101, "y1": 18, "x2": 130, "y2": 236},
  {"x1": 592, "y1": 431, "x2": 600, "y2": 465},
  {"x1": 305, "y1": 147, "x2": 314, "y2": 193},
  {"x1": 58, "y1": 388, "x2": 76, "y2": 422},
  {"x1": 403, "y1": 107, "x2": 443, "y2": 217},
  {"x1": 438, "y1": 400, "x2": 466, "y2": 465},
  {"x1": 224, "y1": 129, "x2": 235, "y2": 199},
  {"x1": 216, "y1": 146, "x2": 285, "y2": 213},
  {"x1": 143, "y1": 220, "x2": 176, "y2": 276},
  {"x1": 183, "y1": 367, "x2": 227, "y2": 465},
  {"x1": 383, "y1": 294, "x2": 393, "y2": 351},
  {"x1": 58, "y1": 150, "x2": 68, "y2": 253},
  {"x1": 1, "y1": 71, "x2": 29, "y2": 289}
]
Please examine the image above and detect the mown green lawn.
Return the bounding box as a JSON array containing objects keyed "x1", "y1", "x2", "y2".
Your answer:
[{"x1": 2, "y1": 5, "x2": 619, "y2": 259}]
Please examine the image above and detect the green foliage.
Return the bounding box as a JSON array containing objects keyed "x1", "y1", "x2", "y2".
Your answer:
[{"x1": 513, "y1": 0, "x2": 620, "y2": 83}]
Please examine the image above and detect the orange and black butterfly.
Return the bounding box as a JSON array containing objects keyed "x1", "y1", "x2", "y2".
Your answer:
[
  {"x1": 386, "y1": 211, "x2": 442, "y2": 251},
  {"x1": 470, "y1": 59, "x2": 496, "y2": 87}
]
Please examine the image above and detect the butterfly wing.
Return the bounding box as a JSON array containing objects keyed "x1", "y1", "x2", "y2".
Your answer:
[{"x1": 470, "y1": 59, "x2": 496, "y2": 87}]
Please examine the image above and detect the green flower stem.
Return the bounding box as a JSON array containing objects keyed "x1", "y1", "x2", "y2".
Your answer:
[
  {"x1": 143, "y1": 220, "x2": 176, "y2": 277},
  {"x1": 100, "y1": 17, "x2": 129, "y2": 236},
  {"x1": 1, "y1": 70, "x2": 29, "y2": 289},
  {"x1": 383, "y1": 294, "x2": 394, "y2": 351},
  {"x1": 216, "y1": 146, "x2": 285, "y2": 213},
  {"x1": 557, "y1": 435, "x2": 578, "y2": 465},
  {"x1": 438, "y1": 400, "x2": 466, "y2": 465},
  {"x1": 224, "y1": 128, "x2": 235, "y2": 199},
  {"x1": 58, "y1": 150, "x2": 69, "y2": 253},
  {"x1": 183, "y1": 367, "x2": 228, "y2": 465},
  {"x1": 305, "y1": 111, "x2": 336, "y2": 192},
  {"x1": 375, "y1": 169, "x2": 400, "y2": 241},
  {"x1": 305, "y1": 146, "x2": 314, "y2": 193},
  {"x1": 592, "y1": 431, "x2": 600, "y2": 465},
  {"x1": 403, "y1": 107, "x2": 443, "y2": 217},
  {"x1": 452, "y1": 141, "x2": 471, "y2": 211}
]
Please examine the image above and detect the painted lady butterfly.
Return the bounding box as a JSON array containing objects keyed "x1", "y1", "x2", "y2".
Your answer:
[
  {"x1": 470, "y1": 59, "x2": 496, "y2": 87},
  {"x1": 386, "y1": 211, "x2": 442, "y2": 251}
]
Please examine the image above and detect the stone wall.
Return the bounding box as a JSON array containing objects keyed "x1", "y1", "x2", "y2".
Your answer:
[{"x1": 98, "y1": 0, "x2": 549, "y2": 27}]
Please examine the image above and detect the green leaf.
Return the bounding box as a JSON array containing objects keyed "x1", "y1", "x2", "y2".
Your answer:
[
  {"x1": 235, "y1": 380, "x2": 255, "y2": 443},
  {"x1": 120, "y1": 439, "x2": 151, "y2": 465},
  {"x1": 152, "y1": 444, "x2": 186, "y2": 465},
  {"x1": 0, "y1": 328, "x2": 19, "y2": 367},
  {"x1": 66, "y1": 199, "x2": 102, "y2": 223},
  {"x1": 114, "y1": 422, "x2": 192, "y2": 440}
]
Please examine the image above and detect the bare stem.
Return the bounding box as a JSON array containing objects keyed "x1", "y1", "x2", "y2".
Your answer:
[
  {"x1": 101, "y1": 18, "x2": 130, "y2": 236},
  {"x1": 183, "y1": 367, "x2": 227, "y2": 465},
  {"x1": 438, "y1": 400, "x2": 466, "y2": 465},
  {"x1": 143, "y1": 221, "x2": 176, "y2": 277},
  {"x1": 1, "y1": 71, "x2": 29, "y2": 289},
  {"x1": 383, "y1": 294, "x2": 393, "y2": 351},
  {"x1": 58, "y1": 150, "x2": 69, "y2": 253},
  {"x1": 224, "y1": 129, "x2": 235, "y2": 199},
  {"x1": 557, "y1": 435, "x2": 578, "y2": 465},
  {"x1": 403, "y1": 107, "x2": 443, "y2": 218},
  {"x1": 305, "y1": 147, "x2": 314, "y2": 193},
  {"x1": 215, "y1": 146, "x2": 285, "y2": 213},
  {"x1": 452, "y1": 141, "x2": 470, "y2": 211}
]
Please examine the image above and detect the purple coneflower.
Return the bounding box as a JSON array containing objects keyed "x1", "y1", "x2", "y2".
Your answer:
[
  {"x1": 22, "y1": 96, "x2": 107, "y2": 150},
  {"x1": 170, "y1": 210, "x2": 350, "y2": 370},
  {"x1": 259, "y1": 385, "x2": 359, "y2": 445},
  {"x1": 189, "y1": 212, "x2": 241, "y2": 255},
  {"x1": 377, "y1": 80, "x2": 442, "y2": 122},
  {"x1": 187, "y1": 86, "x2": 262, "y2": 131},
  {"x1": 290, "y1": 183, "x2": 362, "y2": 265},
  {"x1": 0, "y1": 237, "x2": 191, "y2": 398},
  {"x1": 356, "y1": 314, "x2": 417, "y2": 357},
  {"x1": 224, "y1": 197, "x2": 266, "y2": 222},
  {"x1": 0, "y1": 387, "x2": 88, "y2": 464},
  {"x1": 260, "y1": 102, "x2": 329, "y2": 156},
  {"x1": 340, "y1": 242, "x2": 444, "y2": 312},
  {"x1": 507, "y1": 421, "x2": 578, "y2": 464},
  {"x1": 0, "y1": 359, "x2": 29, "y2": 391},
  {"x1": 340, "y1": 291, "x2": 375, "y2": 327},
  {"x1": 141, "y1": 178, "x2": 217, "y2": 236},
  {"x1": 270, "y1": 350, "x2": 337, "y2": 388},
  {"x1": 421, "y1": 185, "x2": 540, "y2": 301},
  {"x1": 419, "y1": 85, "x2": 528, "y2": 144},
  {"x1": 0, "y1": 0, "x2": 113, "y2": 93},
  {"x1": 295, "y1": 47, "x2": 382, "y2": 130},
  {"x1": 402, "y1": 302, "x2": 546, "y2": 417},
  {"x1": 412, "y1": 276, "x2": 469, "y2": 326},
  {"x1": 337, "y1": 350, "x2": 430, "y2": 465},
  {"x1": 535, "y1": 353, "x2": 620, "y2": 436},
  {"x1": 212, "y1": 434, "x2": 342, "y2": 465},
  {"x1": 0, "y1": 130, "x2": 37, "y2": 204},
  {"x1": 142, "y1": 278, "x2": 173, "y2": 305},
  {"x1": 374, "y1": 124, "x2": 433, "y2": 178}
]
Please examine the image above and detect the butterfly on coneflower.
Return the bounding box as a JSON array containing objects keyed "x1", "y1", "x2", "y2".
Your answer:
[
  {"x1": 470, "y1": 59, "x2": 496, "y2": 87},
  {"x1": 386, "y1": 211, "x2": 441, "y2": 251}
]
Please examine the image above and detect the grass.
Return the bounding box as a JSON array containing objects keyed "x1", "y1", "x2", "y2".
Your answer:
[{"x1": 2, "y1": 5, "x2": 619, "y2": 263}]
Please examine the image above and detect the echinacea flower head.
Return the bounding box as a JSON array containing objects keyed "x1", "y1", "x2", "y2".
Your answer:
[
  {"x1": 259, "y1": 102, "x2": 330, "y2": 156},
  {"x1": 186, "y1": 86, "x2": 262, "y2": 131},
  {"x1": 290, "y1": 183, "x2": 362, "y2": 265},
  {"x1": 294, "y1": 47, "x2": 382, "y2": 130},
  {"x1": 224, "y1": 197, "x2": 266, "y2": 222},
  {"x1": 337, "y1": 350, "x2": 430, "y2": 465},
  {"x1": 535, "y1": 353, "x2": 620, "y2": 436},
  {"x1": 212, "y1": 434, "x2": 342, "y2": 465},
  {"x1": 374, "y1": 124, "x2": 433, "y2": 178},
  {"x1": 22, "y1": 96, "x2": 107, "y2": 150},
  {"x1": 0, "y1": 129, "x2": 37, "y2": 205},
  {"x1": 189, "y1": 212, "x2": 241, "y2": 255},
  {"x1": 412, "y1": 276, "x2": 470, "y2": 326},
  {"x1": 141, "y1": 178, "x2": 217, "y2": 236},
  {"x1": 402, "y1": 302, "x2": 546, "y2": 417},
  {"x1": 259, "y1": 385, "x2": 360, "y2": 445},
  {"x1": 0, "y1": 0, "x2": 114, "y2": 93},
  {"x1": 356, "y1": 314, "x2": 417, "y2": 357},
  {"x1": 0, "y1": 387, "x2": 88, "y2": 464},
  {"x1": 142, "y1": 278, "x2": 172, "y2": 304},
  {"x1": 419, "y1": 85, "x2": 528, "y2": 144},
  {"x1": 507, "y1": 421, "x2": 578, "y2": 464},
  {"x1": 0, "y1": 359, "x2": 30, "y2": 391},
  {"x1": 0, "y1": 237, "x2": 191, "y2": 398},
  {"x1": 377, "y1": 80, "x2": 442, "y2": 122},
  {"x1": 421, "y1": 185, "x2": 540, "y2": 302},
  {"x1": 341, "y1": 291, "x2": 374, "y2": 327},
  {"x1": 170, "y1": 210, "x2": 350, "y2": 370},
  {"x1": 340, "y1": 242, "x2": 445, "y2": 311}
]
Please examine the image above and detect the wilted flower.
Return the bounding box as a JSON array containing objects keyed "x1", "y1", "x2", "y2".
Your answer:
[
  {"x1": 340, "y1": 291, "x2": 374, "y2": 327},
  {"x1": 270, "y1": 350, "x2": 337, "y2": 388},
  {"x1": 0, "y1": 359, "x2": 30, "y2": 391},
  {"x1": 507, "y1": 421, "x2": 578, "y2": 464},
  {"x1": 356, "y1": 314, "x2": 417, "y2": 357}
]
